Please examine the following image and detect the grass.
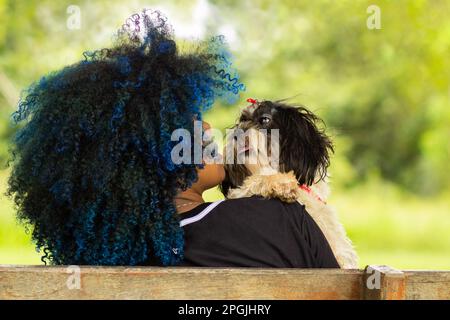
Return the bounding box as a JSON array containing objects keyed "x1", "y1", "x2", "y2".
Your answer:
[
  {"x1": 331, "y1": 182, "x2": 450, "y2": 270},
  {"x1": 1, "y1": 169, "x2": 449, "y2": 269}
]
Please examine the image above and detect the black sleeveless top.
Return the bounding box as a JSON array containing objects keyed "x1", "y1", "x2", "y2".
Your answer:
[{"x1": 179, "y1": 196, "x2": 339, "y2": 268}]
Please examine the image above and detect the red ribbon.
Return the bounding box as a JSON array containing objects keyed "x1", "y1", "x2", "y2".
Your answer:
[
  {"x1": 299, "y1": 184, "x2": 326, "y2": 204},
  {"x1": 246, "y1": 98, "x2": 258, "y2": 109}
]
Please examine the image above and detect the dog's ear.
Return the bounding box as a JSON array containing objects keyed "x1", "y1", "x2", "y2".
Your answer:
[
  {"x1": 276, "y1": 105, "x2": 334, "y2": 185},
  {"x1": 219, "y1": 164, "x2": 233, "y2": 197},
  {"x1": 220, "y1": 163, "x2": 250, "y2": 197}
]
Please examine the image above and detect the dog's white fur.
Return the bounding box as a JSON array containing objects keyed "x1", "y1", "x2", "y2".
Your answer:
[{"x1": 227, "y1": 168, "x2": 358, "y2": 269}]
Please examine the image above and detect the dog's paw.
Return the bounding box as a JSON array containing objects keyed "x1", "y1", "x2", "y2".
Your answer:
[
  {"x1": 227, "y1": 171, "x2": 301, "y2": 203},
  {"x1": 256, "y1": 171, "x2": 300, "y2": 203}
]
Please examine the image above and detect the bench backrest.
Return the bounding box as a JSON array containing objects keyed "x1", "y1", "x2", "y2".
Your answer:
[{"x1": 0, "y1": 265, "x2": 449, "y2": 300}]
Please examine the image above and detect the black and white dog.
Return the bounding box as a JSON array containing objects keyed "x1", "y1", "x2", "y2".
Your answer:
[{"x1": 222, "y1": 99, "x2": 358, "y2": 268}]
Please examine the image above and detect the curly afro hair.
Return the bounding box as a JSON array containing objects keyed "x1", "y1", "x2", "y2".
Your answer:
[{"x1": 7, "y1": 10, "x2": 244, "y2": 266}]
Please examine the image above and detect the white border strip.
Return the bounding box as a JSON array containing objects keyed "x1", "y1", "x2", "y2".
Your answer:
[{"x1": 180, "y1": 200, "x2": 224, "y2": 227}]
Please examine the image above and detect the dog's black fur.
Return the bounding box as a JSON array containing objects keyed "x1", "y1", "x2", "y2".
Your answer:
[{"x1": 221, "y1": 100, "x2": 334, "y2": 196}]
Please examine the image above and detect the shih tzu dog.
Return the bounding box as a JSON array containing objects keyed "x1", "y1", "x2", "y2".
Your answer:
[{"x1": 221, "y1": 99, "x2": 358, "y2": 269}]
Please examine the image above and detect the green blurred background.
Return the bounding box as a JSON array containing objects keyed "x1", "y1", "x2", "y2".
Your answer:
[{"x1": 0, "y1": 0, "x2": 449, "y2": 269}]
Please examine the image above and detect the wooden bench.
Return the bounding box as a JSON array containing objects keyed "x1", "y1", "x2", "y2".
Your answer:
[{"x1": 0, "y1": 265, "x2": 449, "y2": 300}]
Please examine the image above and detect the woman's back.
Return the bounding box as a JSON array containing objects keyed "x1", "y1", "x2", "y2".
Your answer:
[{"x1": 180, "y1": 196, "x2": 339, "y2": 268}]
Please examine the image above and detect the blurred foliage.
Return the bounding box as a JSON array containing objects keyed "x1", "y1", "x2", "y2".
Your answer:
[
  {"x1": 212, "y1": 0, "x2": 450, "y2": 195},
  {"x1": 0, "y1": 0, "x2": 449, "y2": 267}
]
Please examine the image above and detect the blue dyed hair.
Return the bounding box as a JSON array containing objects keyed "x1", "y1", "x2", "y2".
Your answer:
[{"x1": 7, "y1": 10, "x2": 244, "y2": 265}]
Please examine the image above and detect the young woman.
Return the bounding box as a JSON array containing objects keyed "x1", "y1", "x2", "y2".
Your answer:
[{"x1": 7, "y1": 10, "x2": 243, "y2": 266}]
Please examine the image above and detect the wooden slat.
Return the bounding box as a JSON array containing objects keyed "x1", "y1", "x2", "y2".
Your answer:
[
  {"x1": 404, "y1": 270, "x2": 450, "y2": 300},
  {"x1": 1, "y1": 265, "x2": 449, "y2": 300},
  {"x1": 0, "y1": 265, "x2": 363, "y2": 300}
]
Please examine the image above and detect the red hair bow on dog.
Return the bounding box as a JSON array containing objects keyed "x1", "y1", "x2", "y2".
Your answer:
[{"x1": 246, "y1": 98, "x2": 258, "y2": 109}]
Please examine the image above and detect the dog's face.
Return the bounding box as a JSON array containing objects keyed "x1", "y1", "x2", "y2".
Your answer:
[{"x1": 220, "y1": 100, "x2": 333, "y2": 196}]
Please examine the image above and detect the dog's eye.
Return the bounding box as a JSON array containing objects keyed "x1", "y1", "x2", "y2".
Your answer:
[{"x1": 259, "y1": 115, "x2": 271, "y2": 125}]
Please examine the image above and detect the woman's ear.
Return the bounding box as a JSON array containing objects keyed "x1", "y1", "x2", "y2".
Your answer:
[{"x1": 278, "y1": 106, "x2": 333, "y2": 185}]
